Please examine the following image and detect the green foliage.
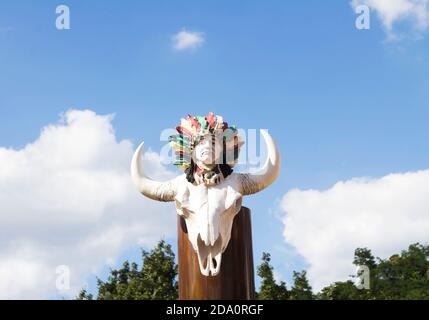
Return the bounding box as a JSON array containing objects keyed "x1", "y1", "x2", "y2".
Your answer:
[
  {"x1": 256, "y1": 252, "x2": 289, "y2": 300},
  {"x1": 290, "y1": 271, "x2": 314, "y2": 300},
  {"x1": 79, "y1": 240, "x2": 178, "y2": 300},
  {"x1": 317, "y1": 281, "x2": 363, "y2": 300},
  {"x1": 370, "y1": 243, "x2": 429, "y2": 299},
  {"x1": 319, "y1": 243, "x2": 429, "y2": 300},
  {"x1": 76, "y1": 289, "x2": 93, "y2": 300},
  {"x1": 353, "y1": 247, "x2": 377, "y2": 270},
  {"x1": 258, "y1": 243, "x2": 429, "y2": 300},
  {"x1": 79, "y1": 240, "x2": 429, "y2": 300}
]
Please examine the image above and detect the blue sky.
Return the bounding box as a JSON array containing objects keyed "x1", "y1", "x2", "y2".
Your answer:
[{"x1": 0, "y1": 1, "x2": 428, "y2": 298}]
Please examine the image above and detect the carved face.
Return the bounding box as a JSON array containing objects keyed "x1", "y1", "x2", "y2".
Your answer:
[{"x1": 192, "y1": 134, "x2": 223, "y2": 167}]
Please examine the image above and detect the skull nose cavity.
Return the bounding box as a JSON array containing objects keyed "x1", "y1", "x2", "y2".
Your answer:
[
  {"x1": 210, "y1": 252, "x2": 222, "y2": 276},
  {"x1": 211, "y1": 257, "x2": 217, "y2": 269},
  {"x1": 196, "y1": 234, "x2": 223, "y2": 276}
]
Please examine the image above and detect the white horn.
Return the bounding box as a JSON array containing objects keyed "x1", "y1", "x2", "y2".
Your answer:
[
  {"x1": 237, "y1": 130, "x2": 281, "y2": 196},
  {"x1": 131, "y1": 142, "x2": 178, "y2": 202}
]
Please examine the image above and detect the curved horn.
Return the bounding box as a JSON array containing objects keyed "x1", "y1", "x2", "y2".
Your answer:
[
  {"x1": 237, "y1": 130, "x2": 281, "y2": 196},
  {"x1": 131, "y1": 142, "x2": 178, "y2": 202}
]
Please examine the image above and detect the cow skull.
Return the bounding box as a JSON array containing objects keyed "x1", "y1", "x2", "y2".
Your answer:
[{"x1": 131, "y1": 129, "x2": 280, "y2": 276}]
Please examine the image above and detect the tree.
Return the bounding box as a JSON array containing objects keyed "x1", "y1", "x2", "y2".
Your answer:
[
  {"x1": 353, "y1": 247, "x2": 377, "y2": 270},
  {"x1": 79, "y1": 239, "x2": 429, "y2": 300},
  {"x1": 318, "y1": 247, "x2": 376, "y2": 300},
  {"x1": 78, "y1": 240, "x2": 178, "y2": 300},
  {"x1": 319, "y1": 243, "x2": 429, "y2": 300},
  {"x1": 318, "y1": 281, "x2": 363, "y2": 300},
  {"x1": 256, "y1": 252, "x2": 289, "y2": 300},
  {"x1": 77, "y1": 289, "x2": 93, "y2": 300},
  {"x1": 290, "y1": 271, "x2": 314, "y2": 300},
  {"x1": 372, "y1": 243, "x2": 429, "y2": 299}
]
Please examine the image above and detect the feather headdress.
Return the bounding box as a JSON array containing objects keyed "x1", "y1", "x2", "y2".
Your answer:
[{"x1": 168, "y1": 112, "x2": 244, "y2": 170}]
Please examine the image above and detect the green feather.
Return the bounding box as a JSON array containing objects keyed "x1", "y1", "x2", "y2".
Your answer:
[
  {"x1": 169, "y1": 134, "x2": 190, "y2": 144},
  {"x1": 169, "y1": 136, "x2": 190, "y2": 148},
  {"x1": 196, "y1": 116, "x2": 208, "y2": 129}
]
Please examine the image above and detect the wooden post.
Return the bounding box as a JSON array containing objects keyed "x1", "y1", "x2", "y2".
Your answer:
[{"x1": 178, "y1": 207, "x2": 255, "y2": 300}]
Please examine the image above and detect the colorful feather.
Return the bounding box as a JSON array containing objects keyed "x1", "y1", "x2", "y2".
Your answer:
[
  {"x1": 176, "y1": 125, "x2": 193, "y2": 138},
  {"x1": 170, "y1": 112, "x2": 243, "y2": 171},
  {"x1": 206, "y1": 112, "x2": 217, "y2": 129},
  {"x1": 180, "y1": 118, "x2": 195, "y2": 135},
  {"x1": 170, "y1": 142, "x2": 191, "y2": 154},
  {"x1": 186, "y1": 115, "x2": 201, "y2": 130},
  {"x1": 214, "y1": 115, "x2": 223, "y2": 130},
  {"x1": 169, "y1": 138, "x2": 190, "y2": 148},
  {"x1": 169, "y1": 135, "x2": 191, "y2": 146},
  {"x1": 196, "y1": 116, "x2": 208, "y2": 129}
]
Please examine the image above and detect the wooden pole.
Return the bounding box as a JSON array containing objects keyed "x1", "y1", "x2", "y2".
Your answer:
[{"x1": 178, "y1": 207, "x2": 255, "y2": 300}]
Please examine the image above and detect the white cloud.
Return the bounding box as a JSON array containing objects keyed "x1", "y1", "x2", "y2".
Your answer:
[
  {"x1": 352, "y1": 0, "x2": 429, "y2": 39},
  {"x1": 0, "y1": 109, "x2": 177, "y2": 299},
  {"x1": 172, "y1": 29, "x2": 205, "y2": 51},
  {"x1": 281, "y1": 169, "x2": 429, "y2": 291}
]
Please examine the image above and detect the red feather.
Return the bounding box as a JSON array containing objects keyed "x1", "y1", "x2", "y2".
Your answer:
[
  {"x1": 187, "y1": 115, "x2": 200, "y2": 130},
  {"x1": 176, "y1": 125, "x2": 192, "y2": 138},
  {"x1": 206, "y1": 112, "x2": 216, "y2": 129}
]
